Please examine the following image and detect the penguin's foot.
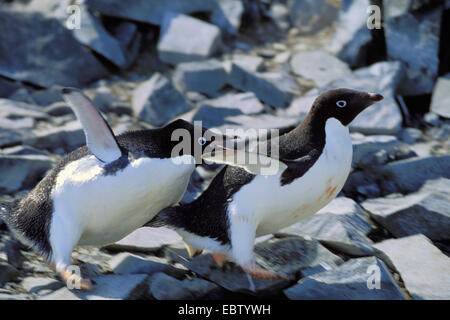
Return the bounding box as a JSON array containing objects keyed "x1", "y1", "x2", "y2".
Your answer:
[
  {"x1": 60, "y1": 269, "x2": 95, "y2": 291},
  {"x1": 212, "y1": 252, "x2": 229, "y2": 267},
  {"x1": 242, "y1": 263, "x2": 288, "y2": 281}
]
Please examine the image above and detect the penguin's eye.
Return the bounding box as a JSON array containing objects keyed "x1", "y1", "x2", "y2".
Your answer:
[
  {"x1": 197, "y1": 137, "x2": 207, "y2": 145},
  {"x1": 336, "y1": 100, "x2": 347, "y2": 108}
]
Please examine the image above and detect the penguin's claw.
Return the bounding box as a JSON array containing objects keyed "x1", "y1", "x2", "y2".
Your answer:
[
  {"x1": 212, "y1": 253, "x2": 229, "y2": 267},
  {"x1": 60, "y1": 269, "x2": 95, "y2": 291},
  {"x1": 243, "y1": 265, "x2": 285, "y2": 280}
]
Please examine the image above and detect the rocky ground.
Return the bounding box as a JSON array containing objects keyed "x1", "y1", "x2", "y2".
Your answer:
[{"x1": 0, "y1": 0, "x2": 449, "y2": 300}]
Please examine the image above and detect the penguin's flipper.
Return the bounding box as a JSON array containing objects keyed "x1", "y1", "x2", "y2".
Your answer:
[
  {"x1": 202, "y1": 149, "x2": 287, "y2": 176},
  {"x1": 61, "y1": 87, "x2": 122, "y2": 163}
]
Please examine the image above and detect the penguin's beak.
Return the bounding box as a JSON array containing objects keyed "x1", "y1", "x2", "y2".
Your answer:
[
  {"x1": 368, "y1": 92, "x2": 384, "y2": 103},
  {"x1": 210, "y1": 134, "x2": 238, "y2": 151}
]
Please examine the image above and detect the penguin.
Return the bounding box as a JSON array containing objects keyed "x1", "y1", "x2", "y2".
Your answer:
[
  {"x1": 147, "y1": 88, "x2": 384, "y2": 280},
  {"x1": 0, "y1": 88, "x2": 232, "y2": 290}
]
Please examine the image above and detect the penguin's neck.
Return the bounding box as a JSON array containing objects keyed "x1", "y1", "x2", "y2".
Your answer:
[{"x1": 280, "y1": 111, "x2": 328, "y2": 159}]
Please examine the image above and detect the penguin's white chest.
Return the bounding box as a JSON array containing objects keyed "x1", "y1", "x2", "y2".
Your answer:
[
  {"x1": 51, "y1": 155, "x2": 195, "y2": 245},
  {"x1": 229, "y1": 118, "x2": 353, "y2": 236}
]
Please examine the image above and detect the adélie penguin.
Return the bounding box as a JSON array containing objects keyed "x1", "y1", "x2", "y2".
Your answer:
[
  {"x1": 0, "y1": 88, "x2": 232, "y2": 290},
  {"x1": 147, "y1": 88, "x2": 384, "y2": 280}
]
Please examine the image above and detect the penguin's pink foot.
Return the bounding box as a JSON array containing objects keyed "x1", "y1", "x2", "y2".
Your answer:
[
  {"x1": 242, "y1": 263, "x2": 288, "y2": 280},
  {"x1": 212, "y1": 252, "x2": 229, "y2": 267},
  {"x1": 60, "y1": 269, "x2": 94, "y2": 291}
]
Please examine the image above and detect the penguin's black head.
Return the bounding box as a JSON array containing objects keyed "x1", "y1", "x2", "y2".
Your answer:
[
  {"x1": 164, "y1": 119, "x2": 235, "y2": 164},
  {"x1": 311, "y1": 88, "x2": 384, "y2": 126}
]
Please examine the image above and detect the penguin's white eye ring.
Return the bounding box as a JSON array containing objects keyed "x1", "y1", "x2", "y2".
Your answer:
[
  {"x1": 336, "y1": 100, "x2": 347, "y2": 108},
  {"x1": 197, "y1": 137, "x2": 207, "y2": 145}
]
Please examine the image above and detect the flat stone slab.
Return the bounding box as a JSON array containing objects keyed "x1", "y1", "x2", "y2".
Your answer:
[
  {"x1": 185, "y1": 236, "x2": 343, "y2": 294},
  {"x1": 104, "y1": 227, "x2": 184, "y2": 253},
  {"x1": 0, "y1": 8, "x2": 107, "y2": 87},
  {"x1": 362, "y1": 178, "x2": 450, "y2": 241},
  {"x1": 148, "y1": 272, "x2": 219, "y2": 300},
  {"x1": 278, "y1": 197, "x2": 374, "y2": 256},
  {"x1": 373, "y1": 234, "x2": 450, "y2": 300},
  {"x1": 132, "y1": 73, "x2": 193, "y2": 126},
  {"x1": 430, "y1": 74, "x2": 450, "y2": 118},
  {"x1": 173, "y1": 59, "x2": 227, "y2": 95},
  {"x1": 0, "y1": 154, "x2": 56, "y2": 194},
  {"x1": 157, "y1": 12, "x2": 221, "y2": 65},
  {"x1": 290, "y1": 50, "x2": 351, "y2": 87},
  {"x1": 39, "y1": 274, "x2": 148, "y2": 300},
  {"x1": 228, "y1": 63, "x2": 298, "y2": 108},
  {"x1": 193, "y1": 92, "x2": 265, "y2": 128},
  {"x1": 374, "y1": 155, "x2": 450, "y2": 193},
  {"x1": 108, "y1": 252, "x2": 169, "y2": 276},
  {"x1": 284, "y1": 257, "x2": 406, "y2": 300}
]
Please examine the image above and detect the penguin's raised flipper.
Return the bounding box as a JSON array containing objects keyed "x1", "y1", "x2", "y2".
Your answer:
[
  {"x1": 61, "y1": 87, "x2": 122, "y2": 163},
  {"x1": 202, "y1": 149, "x2": 287, "y2": 176}
]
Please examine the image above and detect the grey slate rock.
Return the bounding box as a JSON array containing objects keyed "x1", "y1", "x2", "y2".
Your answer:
[
  {"x1": 173, "y1": 59, "x2": 228, "y2": 95},
  {"x1": 39, "y1": 274, "x2": 149, "y2": 300},
  {"x1": 430, "y1": 74, "x2": 450, "y2": 119},
  {"x1": 325, "y1": 61, "x2": 405, "y2": 134},
  {"x1": 194, "y1": 92, "x2": 264, "y2": 128},
  {"x1": 374, "y1": 155, "x2": 450, "y2": 193},
  {"x1": 288, "y1": 0, "x2": 338, "y2": 35},
  {"x1": 383, "y1": 0, "x2": 444, "y2": 19},
  {"x1": 213, "y1": 112, "x2": 299, "y2": 133},
  {"x1": 0, "y1": 99, "x2": 48, "y2": 120},
  {"x1": 284, "y1": 257, "x2": 406, "y2": 300},
  {"x1": 5, "y1": 240, "x2": 26, "y2": 269},
  {"x1": 362, "y1": 178, "x2": 450, "y2": 241},
  {"x1": 21, "y1": 277, "x2": 64, "y2": 295},
  {"x1": 72, "y1": 6, "x2": 130, "y2": 69},
  {"x1": 0, "y1": 154, "x2": 55, "y2": 194},
  {"x1": 228, "y1": 63, "x2": 298, "y2": 108},
  {"x1": 230, "y1": 54, "x2": 264, "y2": 72},
  {"x1": 148, "y1": 272, "x2": 219, "y2": 300},
  {"x1": 205, "y1": 92, "x2": 264, "y2": 114},
  {"x1": 399, "y1": 128, "x2": 423, "y2": 144},
  {"x1": 328, "y1": 0, "x2": 372, "y2": 68},
  {"x1": 30, "y1": 86, "x2": 63, "y2": 107},
  {"x1": 278, "y1": 197, "x2": 374, "y2": 256},
  {"x1": 385, "y1": 5, "x2": 443, "y2": 95},
  {"x1": 269, "y1": 3, "x2": 290, "y2": 31},
  {"x1": 210, "y1": 0, "x2": 244, "y2": 35},
  {"x1": 86, "y1": 0, "x2": 216, "y2": 26},
  {"x1": 158, "y1": 12, "x2": 221, "y2": 65},
  {"x1": 25, "y1": 121, "x2": 85, "y2": 152},
  {"x1": 44, "y1": 102, "x2": 73, "y2": 117},
  {"x1": 1, "y1": 145, "x2": 51, "y2": 157},
  {"x1": 108, "y1": 252, "x2": 168, "y2": 276},
  {"x1": 290, "y1": 50, "x2": 352, "y2": 88},
  {"x1": 0, "y1": 8, "x2": 107, "y2": 88},
  {"x1": 105, "y1": 227, "x2": 184, "y2": 253},
  {"x1": 0, "y1": 263, "x2": 20, "y2": 286},
  {"x1": 0, "y1": 77, "x2": 21, "y2": 98},
  {"x1": 351, "y1": 134, "x2": 416, "y2": 168},
  {"x1": 132, "y1": 73, "x2": 193, "y2": 126},
  {"x1": 373, "y1": 234, "x2": 450, "y2": 300},
  {"x1": 185, "y1": 236, "x2": 343, "y2": 294}
]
